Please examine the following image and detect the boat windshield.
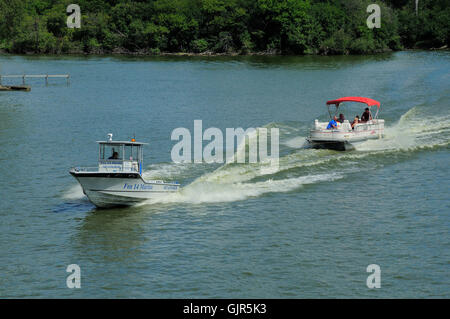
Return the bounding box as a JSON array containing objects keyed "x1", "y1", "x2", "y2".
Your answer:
[
  {"x1": 100, "y1": 144, "x2": 123, "y2": 161},
  {"x1": 124, "y1": 144, "x2": 140, "y2": 162}
]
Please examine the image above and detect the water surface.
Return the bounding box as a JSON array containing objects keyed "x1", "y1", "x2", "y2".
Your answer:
[{"x1": 0, "y1": 51, "x2": 449, "y2": 298}]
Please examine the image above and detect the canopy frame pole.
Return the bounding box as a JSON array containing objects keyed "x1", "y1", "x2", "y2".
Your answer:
[
  {"x1": 374, "y1": 106, "x2": 380, "y2": 120},
  {"x1": 327, "y1": 103, "x2": 340, "y2": 119}
]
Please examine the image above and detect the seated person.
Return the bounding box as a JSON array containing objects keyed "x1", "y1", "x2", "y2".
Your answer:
[
  {"x1": 351, "y1": 115, "x2": 359, "y2": 129},
  {"x1": 327, "y1": 116, "x2": 338, "y2": 129},
  {"x1": 360, "y1": 108, "x2": 373, "y2": 122},
  {"x1": 108, "y1": 151, "x2": 119, "y2": 159},
  {"x1": 338, "y1": 113, "x2": 345, "y2": 123}
]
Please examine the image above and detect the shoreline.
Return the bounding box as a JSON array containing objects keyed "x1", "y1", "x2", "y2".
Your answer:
[{"x1": 0, "y1": 46, "x2": 447, "y2": 58}]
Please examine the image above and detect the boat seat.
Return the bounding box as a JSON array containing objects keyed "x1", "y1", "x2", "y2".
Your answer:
[
  {"x1": 342, "y1": 120, "x2": 352, "y2": 131},
  {"x1": 314, "y1": 120, "x2": 328, "y2": 130}
]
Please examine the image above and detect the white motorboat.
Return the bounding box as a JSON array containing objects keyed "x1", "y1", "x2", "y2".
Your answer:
[
  {"x1": 307, "y1": 97, "x2": 384, "y2": 151},
  {"x1": 69, "y1": 134, "x2": 180, "y2": 208}
]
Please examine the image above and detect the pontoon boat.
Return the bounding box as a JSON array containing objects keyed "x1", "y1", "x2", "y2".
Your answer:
[
  {"x1": 307, "y1": 97, "x2": 384, "y2": 151},
  {"x1": 69, "y1": 134, "x2": 180, "y2": 208}
]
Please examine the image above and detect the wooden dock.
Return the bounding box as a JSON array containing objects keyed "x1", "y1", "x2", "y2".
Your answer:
[
  {"x1": 0, "y1": 74, "x2": 70, "y2": 86},
  {"x1": 0, "y1": 85, "x2": 31, "y2": 91}
]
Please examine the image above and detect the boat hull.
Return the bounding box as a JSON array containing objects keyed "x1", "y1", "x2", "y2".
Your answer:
[
  {"x1": 307, "y1": 140, "x2": 356, "y2": 151},
  {"x1": 308, "y1": 121, "x2": 384, "y2": 151},
  {"x1": 70, "y1": 171, "x2": 179, "y2": 208}
]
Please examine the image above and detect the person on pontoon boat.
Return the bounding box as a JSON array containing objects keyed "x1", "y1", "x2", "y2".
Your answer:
[
  {"x1": 327, "y1": 116, "x2": 339, "y2": 129},
  {"x1": 338, "y1": 113, "x2": 345, "y2": 123},
  {"x1": 351, "y1": 115, "x2": 360, "y2": 129},
  {"x1": 361, "y1": 108, "x2": 372, "y2": 122}
]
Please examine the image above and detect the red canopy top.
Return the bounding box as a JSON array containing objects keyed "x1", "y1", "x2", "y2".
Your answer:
[{"x1": 326, "y1": 97, "x2": 381, "y2": 108}]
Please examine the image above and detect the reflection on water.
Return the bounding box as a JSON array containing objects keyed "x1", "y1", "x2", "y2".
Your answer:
[{"x1": 77, "y1": 206, "x2": 151, "y2": 261}]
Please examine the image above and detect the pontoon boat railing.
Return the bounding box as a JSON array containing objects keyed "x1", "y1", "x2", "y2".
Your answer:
[{"x1": 71, "y1": 166, "x2": 139, "y2": 173}]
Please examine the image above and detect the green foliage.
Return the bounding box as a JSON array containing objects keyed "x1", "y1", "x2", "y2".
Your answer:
[
  {"x1": 191, "y1": 38, "x2": 209, "y2": 53},
  {"x1": 320, "y1": 29, "x2": 352, "y2": 55},
  {"x1": 0, "y1": 0, "x2": 448, "y2": 55}
]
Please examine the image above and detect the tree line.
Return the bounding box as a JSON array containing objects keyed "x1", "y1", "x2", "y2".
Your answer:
[{"x1": 0, "y1": 0, "x2": 448, "y2": 55}]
